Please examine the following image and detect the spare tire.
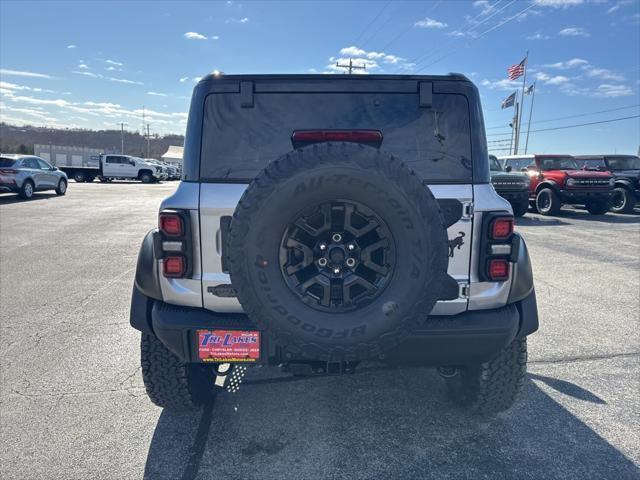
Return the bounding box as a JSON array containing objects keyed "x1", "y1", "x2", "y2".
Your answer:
[{"x1": 227, "y1": 142, "x2": 449, "y2": 362}]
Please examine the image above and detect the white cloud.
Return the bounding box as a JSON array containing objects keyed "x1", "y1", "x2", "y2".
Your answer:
[
  {"x1": 72, "y1": 70, "x2": 143, "y2": 85},
  {"x1": 593, "y1": 84, "x2": 633, "y2": 97},
  {"x1": 105, "y1": 66, "x2": 117, "y2": 71},
  {"x1": 414, "y1": 17, "x2": 448, "y2": 29},
  {"x1": 66, "y1": 44, "x2": 77, "y2": 49},
  {"x1": 107, "y1": 77, "x2": 143, "y2": 85},
  {"x1": 473, "y1": 1, "x2": 495, "y2": 15},
  {"x1": 340, "y1": 46, "x2": 366, "y2": 57},
  {"x1": 105, "y1": 59, "x2": 124, "y2": 66},
  {"x1": 607, "y1": 4, "x2": 621, "y2": 14},
  {"x1": 558, "y1": 27, "x2": 590, "y2": 36},
  {"x1": 335, "y1": 46, "x2": 409, "y2": 69},
  {"x1": 585, "y1": 67, "x2": 625, "y2": 81},
  {"x1": 480, "y1": 78, "x2": 521, "y2": 91},
  {"x1": 184, "y1": 31, "x2": 207, "y2": 40},
  {"x1": 0, "y1": 81, "x2": 55, "y2": 93},
  {"x1": 526, "y1": 32, "x2": 550, "y2": 40},
  {"x1": 147, "y1": 91, "x2": 168, "y2": 97},
  {"x1": 210, "y1": 35, "x2": 220, "y2": 40},
  {"x1": 0, "y1": 69, "x2": 52, "y2": 79},
  {"x1": 226, "y1": 17, "x2": 249, "y2": 24},
  {"x1": 239, "y1": 17, "x2": 249, "y2": 23},
  {"x1": 543, "y1": 58, "x2": 589, "y2": 69},
  {"x1": 78, "y1": 64, "x2": 89, "y2": 70},
  {"x1": 73, "y1": 71, "x2": 100, "y2": 78},
  {"x1": 535, "y1": 0, "x2": 584, "y2": 8},
  {"x1": 179, "y1": 76, "x2": 189, "y2": 82},
  {"x1": 447, "y1": 30, "x2": 468, "y2": 37}
]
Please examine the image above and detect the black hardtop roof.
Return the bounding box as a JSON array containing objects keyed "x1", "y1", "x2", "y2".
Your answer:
[
  {"x1": 196, "y1": 72, "x2": 472, "y2": 86},
  {"x1": 575, "y1": 154, "x2": 639, "y2": 159}
]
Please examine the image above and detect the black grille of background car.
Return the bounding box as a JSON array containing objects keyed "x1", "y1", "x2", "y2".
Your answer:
[
  {"x1": 570, "y1": 178, "x2": 610, "y2": 187},
  {"x1": 491, "y1": 178, "x2": 529, "y2": 191}
]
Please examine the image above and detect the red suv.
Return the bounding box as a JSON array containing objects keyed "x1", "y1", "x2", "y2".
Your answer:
[{"x1": 499, "y1": 154, "x2": 614, "y2": 215}]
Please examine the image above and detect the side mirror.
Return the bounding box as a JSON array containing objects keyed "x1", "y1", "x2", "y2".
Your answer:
[
  {"x1": 130, "y1": 160, "x2": 136, "y2": 166},
  {"x1": 505, "y1": 165, "x2": 512, "y2": 172}
]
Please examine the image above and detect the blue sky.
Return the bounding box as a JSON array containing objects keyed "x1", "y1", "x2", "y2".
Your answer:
[{"x1": 1, "y1": 0, "x2": 638, "y2": 154}]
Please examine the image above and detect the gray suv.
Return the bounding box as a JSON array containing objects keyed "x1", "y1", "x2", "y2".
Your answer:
[
  {"x1": 130, "y1": 74, "x2": 538, "y2": 416},
  {"x1": 0, "y1": 154, "x2": 68, "y2": 199}
]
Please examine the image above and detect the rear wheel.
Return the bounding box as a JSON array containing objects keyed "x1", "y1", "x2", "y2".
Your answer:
[
  {"x1": 55, "y1": 178, "x2": 67, "y2": 196},
  {"x1": 443, "y1": 338, "x2": 527, "y2": 416},
  {"x1": 19, "y1": 180, "x2": 34, "y2": 199},
  {"x1": 73, "y1": 171, "x2": 85, "y2": 183},
  {"x1": 610, "y1": 187, "x2": 636, "y2": 214},
  {"x1": 140, "y1": 172, "x2": 153, "y2": 183},
  {"x1": 535, "y1": 188, "x2": 561, "y2": 215},
  {"x1": 141, "y1": 333, "x2": 216, "y2": 409},
  {"x1": 586, "y1": 200, "x2": 610, "y2": 215}
]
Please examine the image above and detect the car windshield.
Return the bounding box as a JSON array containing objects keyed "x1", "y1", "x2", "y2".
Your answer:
[
  {"x1": 0, "y1": 158, "x2": 17, "y2": 167},
  {"x1": 539, "y1": 156, "x2": 578, "y2": 171},
  {"x1": 577, "y1": 158, "x2": 606, "y2": 170},
  {"x1": 607, "y1": 156, "x2": 640, "y2": 170},
  {"x1": 489, "y1": 156, "x2": 503, "y2": 172}
]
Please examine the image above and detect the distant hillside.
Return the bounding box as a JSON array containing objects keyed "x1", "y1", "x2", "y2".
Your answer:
[{"x1": 0, "y1": 123, "x2": 184, "y2": 159}]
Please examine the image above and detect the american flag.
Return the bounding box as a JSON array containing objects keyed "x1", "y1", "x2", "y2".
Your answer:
[
  {"x1": 501, "y1": 92, "x2": 516, "y2": 109},
  {"x1": 507, "y1": 57, "x2": 527, "y2": 80}
]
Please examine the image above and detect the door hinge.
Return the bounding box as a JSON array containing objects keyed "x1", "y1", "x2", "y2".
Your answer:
[{"x1": 459, "y1": 282, "x2": 470, "y2": 299}]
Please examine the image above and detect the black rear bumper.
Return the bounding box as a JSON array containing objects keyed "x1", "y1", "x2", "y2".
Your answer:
[{"x1": 131, "y1": 286, "x2": 538, "y2": 367}]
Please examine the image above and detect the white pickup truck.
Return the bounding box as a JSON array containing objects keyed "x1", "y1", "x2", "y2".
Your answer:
[{"x1": 58, "y1": 154, "x2": 167, "y2": 183}]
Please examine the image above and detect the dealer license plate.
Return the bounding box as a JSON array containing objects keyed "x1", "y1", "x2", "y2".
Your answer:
[{"x1": 197, "y1": 330, "x2": 261, "y2": 363}]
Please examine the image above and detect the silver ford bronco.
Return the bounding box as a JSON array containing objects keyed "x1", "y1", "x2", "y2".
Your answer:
[{"x1": 130, "y1": 74, "x2": 538, "y2": 416}]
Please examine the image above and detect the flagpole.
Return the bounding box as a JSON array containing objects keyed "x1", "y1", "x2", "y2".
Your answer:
[
  {"x1": 515, "y1": 51, "x2": 529, "y2": 154},
  {"x1": 510, "y1": 100, "x2": 518, "y2": 155},
  {"x1": 524, "y1": 81, "x2": 536, "y2": 154}
]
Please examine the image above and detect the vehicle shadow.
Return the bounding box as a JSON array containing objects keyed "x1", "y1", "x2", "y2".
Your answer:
[
  {"x1": 143, "y1": 368, "x2": 638, "y2": 480},
  {"x1": 518, "y1": 209, "x2": 640, "y2": 226},
  {"x1": 516, "y1": 215, "x2": 571, "y2": 227},
  {"x1": 0, "y1": 192, "x2": 59, "y2": 205}
]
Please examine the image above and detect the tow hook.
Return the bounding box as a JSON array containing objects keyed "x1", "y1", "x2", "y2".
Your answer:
[
  {"x1": 437, "y1": 366, "x2": 459, "y2": 378},
  {"x1": 214, "y1": 363, "x2": 248, "y2": 393}
]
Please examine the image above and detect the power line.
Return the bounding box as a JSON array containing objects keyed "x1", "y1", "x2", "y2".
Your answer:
[
  {"x1": 376, "y1": 0, "x2": 442, "y2": 53},
  {"x1": 525, "y1": 114, "x2": 639, "y2": 134},
  {"x1": 352, "y1": 0, "x2": 393, "y2": 47},
  {"x1": 360, "y1": 1, "x2": 405, "y2": 48},
  {"x1": 485, "y1": 104, "x2": 640, "y2": 130}
]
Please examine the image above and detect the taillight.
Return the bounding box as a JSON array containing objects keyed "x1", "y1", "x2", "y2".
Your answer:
[
  {"x1": 159, "y1": 213, "x2": 184, "y2": 237},
  {"x1": 158, "y1": 210, "x2": 192, "y2": 278},
  {"x1": 291, "y1": 130, "x2": 383, "y2": 148},
  {"x1": 479, "y1": 212, "x2": 515, "y2": 282},
  {"x1": 163, "y1": 256, "x2": 186, "y2": 278},
  {"x1": 487, "y1": 259, "x2": 510, "y2": 281},
  {"x1": 490, "y1": 217, "x2": 514, "y2": 240},
  {"x1": 0, "y1": 169, "x2": 18, "y2": 175}
]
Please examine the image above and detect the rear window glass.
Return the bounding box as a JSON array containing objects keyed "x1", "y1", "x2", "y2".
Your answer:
[
  {"x1": 607, "y1": 156, "x2": 640, "y2": 170},
  {"x1": 539, "y1": 156, "x2": 577, "y2": 171},
  {"x1": 201, "y1": 92, "x2": 473, "y2": 183},
  {"x1": 0, "y1": 158, "x2": 17, "y2": 167}
]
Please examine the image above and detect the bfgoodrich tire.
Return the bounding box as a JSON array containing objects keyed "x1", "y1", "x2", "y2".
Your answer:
[
  {"x1": 141, "y1": 333, "x2": 215, "y2": 409},
  {"x1": 535, "y1": 188, "x2": 561, "y2": 216},
  {"x1": 226, "y1": 142, "x2": 449, "y2": 362},
  {"x1": 444, "y1": 338, "x2": 527, "y2": 416},
  {"x1": 610, "y1": 187, "x2": 636, "y2": 214}
]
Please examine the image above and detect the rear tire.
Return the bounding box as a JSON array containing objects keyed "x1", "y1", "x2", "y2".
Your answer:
[
  {"x1": 535, "y1": 188, "x2": 561, "y2": 216},
  {"x1": 610, "y1": 187, "x2": 636, "y2": 214},
  {"x1": 443, "y1": 338, "x2": 527, "y2": 416},
  {"x1": 73, "y1": 171, "x2": 85, "y2": 183},
  {"x1": 512, "y1": 200, "x2": 529, "y2": 217},
  {"x1": 140, "y1": 172, "x2": 153, "y2": 184},
  {"x1": 586, "y1": 200, "x2": 610, "y2": 215},
  {"x1": 19, "y1": 180, "x2": 34, "y2": 199},
  {"x1": 55, "y1": 178, "x2": 67, "y2": 196},
  {"x1": 140, "y1": 333, "x2": 216, "y2": 409}
]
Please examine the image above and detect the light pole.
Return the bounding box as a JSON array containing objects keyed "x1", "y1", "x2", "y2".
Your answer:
[{"x1": 118, "y1": 122, "x2": 128, "y2": 154}]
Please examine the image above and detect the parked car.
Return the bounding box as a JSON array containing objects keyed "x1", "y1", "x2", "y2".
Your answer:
[
  {"x1": 58, "y1": 154, "x2": 164, "y2": 183},
  {"x1": 130, "y1": 73, "x2": 538, "y2": 416},
  {"x1": 499, "y1": 154, "x2": 614, "y2": 215},
  {"x1": 0, "y1": 154, "x2": 68, "y2": 199},
  {"x1": 489, "y1": 154, "x2": 530, "y2": 217},
  {"x1": 575, "y1": 155, "x2": 640, "y2": 214}
]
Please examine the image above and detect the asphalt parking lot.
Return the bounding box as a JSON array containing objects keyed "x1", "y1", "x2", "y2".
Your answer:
[{"x1": 1, "y1": 183, "x2": 639, "y2": 480}]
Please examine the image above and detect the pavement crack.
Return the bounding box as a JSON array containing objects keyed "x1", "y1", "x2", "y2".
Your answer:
[{"x1": 530, "y1": 351, "x2": 640, "y2": 365}]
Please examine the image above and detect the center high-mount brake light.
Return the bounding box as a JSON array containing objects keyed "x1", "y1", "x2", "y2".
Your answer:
[
  {"x1": 291, "y1": 130, "x2": 383, "y2": 147},
  {"x1": 490, "y1": 217, "x2": 514, "y2": 240},
  {"x1": 159, "y1": 213, "x2": 184, "y2": 237}
]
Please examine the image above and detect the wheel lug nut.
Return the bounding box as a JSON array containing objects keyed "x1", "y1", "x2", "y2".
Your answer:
[
  {"x1": 346, "y1": 258, "x2": 356, "y2": 267},
  {"x1": 318, "y1": 258, "x2": 327, "y2": 267},
  {"x1": 319, "y1": 243, "x2": 327, "y2": 251},
  {"x1": 332, "y1": 233, "x2": 342, "y2": 243},
  {"x1": 333, "y1": 267, "x2": 341, "y2": 274},
  {"x1": 347, "y1": 243, "x2": 355, "y2": 251}
]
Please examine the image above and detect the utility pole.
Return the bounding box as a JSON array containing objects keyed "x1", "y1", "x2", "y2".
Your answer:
[
  {"x1": 524, "y1": 81, "x2": 536, "y2": 155},
  {"x1": 335, "y1": 58, "x2": 366, "y2": 74},
  {"x1": 118, "y1": 122, "x2": 128, "y2": 154},
  {"x1": 146, "y1": 123, "x2": 151, "y2": 159},
  {"x1": 514, "y1": 51, "x2": 529, "y2": 154}
]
